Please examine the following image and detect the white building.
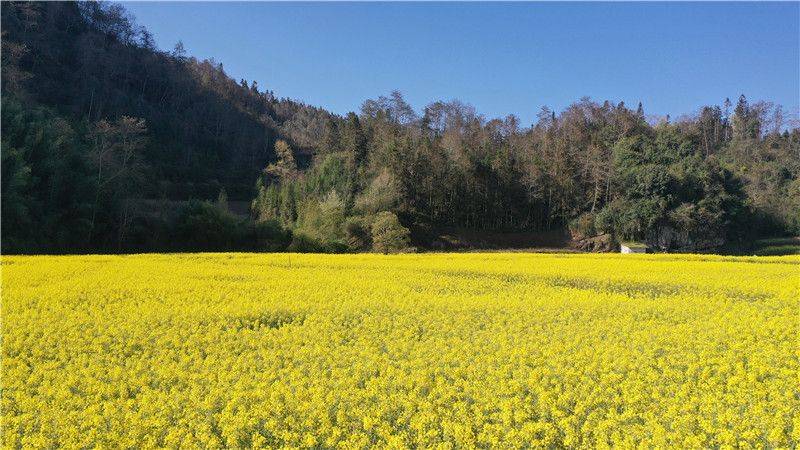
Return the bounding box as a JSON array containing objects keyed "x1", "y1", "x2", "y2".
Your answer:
[{"x1": 620, "y1": 243, "x2": 647, "y2": 254}]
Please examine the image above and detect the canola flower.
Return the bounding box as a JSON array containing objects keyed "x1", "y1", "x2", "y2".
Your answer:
[{"x1": 2, "y1": 252, "x2": 799, "y2": 449}]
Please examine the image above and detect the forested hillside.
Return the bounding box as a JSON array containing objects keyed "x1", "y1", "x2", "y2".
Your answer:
[
  {"x1": 1, "y1": 1, "x2": 329, "y2": 251},
  {"x1": 2, "y1": 1, "x2": 798, "y2": 254}
]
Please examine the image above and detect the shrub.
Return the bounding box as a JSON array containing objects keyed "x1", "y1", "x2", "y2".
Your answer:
[
  {"x1": 371, "y1": 211, "x2": 411, "y2": 254},
  {"x1": 286, "y1": 232, "x2": 327, "y2": 253},
  {"x1": 344, "y1": 216, "x2": 372, "y2": 251},
  {"x1": 287, "y1": 231, "x2": 347, "y2": 253},
  {"x1": 172, "y1": 200, "x2": 241, "y2": 251},
  {"x1": 753, "y1": 245, "x2": 800, "y2": 256},
  {"x1": 296, "y1": 190, "x2": 346, "y2": 243},
  {"x1": 569, "y1": 212, "x2": 598, "y2": 240},
  {"x1": 247, "y1": 220, "x2": 291, "y2": 251}
]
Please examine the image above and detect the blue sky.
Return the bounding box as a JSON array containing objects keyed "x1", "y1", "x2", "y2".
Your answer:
[{"x1": 123, "y1": 2, "x2": 799, "y2": 125}]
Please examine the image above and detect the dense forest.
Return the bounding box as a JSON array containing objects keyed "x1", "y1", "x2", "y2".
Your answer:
[{"x1": 2, "y1": 1, "x2": 798, "y2": 254}]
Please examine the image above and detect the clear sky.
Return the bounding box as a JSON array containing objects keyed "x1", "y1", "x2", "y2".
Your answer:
[{"x1": 123, "y1": 1, "x2": 799, "y2": 125}]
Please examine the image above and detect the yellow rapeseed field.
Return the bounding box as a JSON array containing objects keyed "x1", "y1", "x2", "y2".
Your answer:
[{"x1": 2, "y1": 253, "x2": 799, "y2": 449}]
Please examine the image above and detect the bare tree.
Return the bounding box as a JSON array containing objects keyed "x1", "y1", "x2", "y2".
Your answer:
[{"x1": 88, "y1": 116, "x2": 148, "y2": 246}]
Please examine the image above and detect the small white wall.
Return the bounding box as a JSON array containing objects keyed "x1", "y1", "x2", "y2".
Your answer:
[{"x1": 620, "y1": 244, "x2": 646, "y2": 254}]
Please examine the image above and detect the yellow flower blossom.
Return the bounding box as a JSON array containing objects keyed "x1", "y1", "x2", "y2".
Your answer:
[{"x1": 2, "y1": 253, "x2": 798, "y2": 448}]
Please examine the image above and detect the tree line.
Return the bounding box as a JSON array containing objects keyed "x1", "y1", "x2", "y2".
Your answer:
[
  {"x1": 2, "y1": 1, "x2": 798, "y2": 254},
  {"x1": 253, "y1": 92, "x2": 798, "y2": 252}
]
